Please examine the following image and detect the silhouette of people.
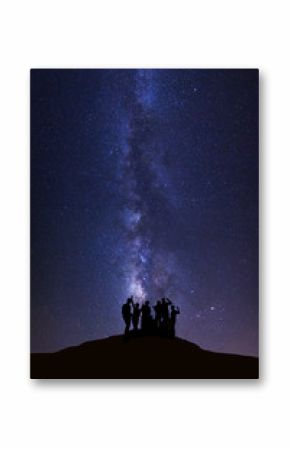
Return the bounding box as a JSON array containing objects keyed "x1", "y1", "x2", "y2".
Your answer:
[
  {"x1": 170, "y1": 305, "x2": 180, "y2": 337},
  {"x1": 141, "y1": 301, "x2": 152, "y2": 333},
  {"x1": 122, "y1": 297, "x2": 133, "y2": 335},
  {"x1": 132, "y1": 302, "x2": 141, "y2": 332},
  {"x1": 121, "y1": 295, "x2": 180, "y2": 338}
]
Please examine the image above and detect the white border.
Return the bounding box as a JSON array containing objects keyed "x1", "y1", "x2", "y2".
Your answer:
[{"x1": 0, "y1": 1, "x2": 289, "y2": 448}]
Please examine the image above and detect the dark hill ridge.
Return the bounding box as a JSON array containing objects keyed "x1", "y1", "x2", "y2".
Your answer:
[{"x1": 31, "y1": 335, "x2": 259, "y2": 379}]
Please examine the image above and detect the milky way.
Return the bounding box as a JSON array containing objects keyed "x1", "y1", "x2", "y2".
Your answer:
[
  {"x1": 120, "y1": 70, "x2": 179, "y2": 302},
  {"x1": 31, "y1": 69, "x2": 259, "y2": 356}
]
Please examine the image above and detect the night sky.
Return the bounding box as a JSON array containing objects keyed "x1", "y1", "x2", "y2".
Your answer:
[{"x1": 31, "y1": 69, "x2": 258, "y2": 356}]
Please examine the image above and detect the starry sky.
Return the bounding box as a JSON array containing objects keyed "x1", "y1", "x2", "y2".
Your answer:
[{"x1": 31, "y1": 69, "x2": 258, "y2": 356}]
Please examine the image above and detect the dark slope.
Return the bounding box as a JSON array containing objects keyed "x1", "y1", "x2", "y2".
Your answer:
[{"x1": 31, "y1": 335, "x2": 258, "y2": 379}]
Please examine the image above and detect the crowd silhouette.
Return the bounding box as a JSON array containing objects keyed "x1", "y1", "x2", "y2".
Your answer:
[{"x1": 122, "y1": 297, "x2": 180, "y2": 338}]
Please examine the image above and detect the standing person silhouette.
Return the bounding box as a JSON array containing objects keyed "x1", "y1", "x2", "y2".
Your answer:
[
  {"x1": 170, "y1": 305, "x2": 180, "y2": 337},
  {"x1": 141, "y1": 301, "x2": 152, "y2": 333},
  {"x1": 160, "y1": 297, "x2": 171, "y2": 331},
  {"x1": 122, "y1": 297, "x2": 133, "y2": 335},
  {"x1": 132, "y1": 302, "x2": 141, "y2": 332}
]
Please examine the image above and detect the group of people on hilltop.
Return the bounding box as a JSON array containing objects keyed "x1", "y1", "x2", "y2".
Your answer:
[{"x1": 122, "y1": 297, "x2": 180, "y2": 338}]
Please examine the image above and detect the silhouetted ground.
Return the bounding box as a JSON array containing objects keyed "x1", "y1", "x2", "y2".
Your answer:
[{"x1": 31, "y1": 334, "x2": 259, "y2": 379}]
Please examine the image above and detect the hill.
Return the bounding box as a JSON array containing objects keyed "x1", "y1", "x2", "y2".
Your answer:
[{"x1": 31, "y1": 334, "x2": 258, "y2": 379}]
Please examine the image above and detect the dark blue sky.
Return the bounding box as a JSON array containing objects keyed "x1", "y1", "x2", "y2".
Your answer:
[{"x1": 31, "y1": 69, "x2": 258, "y2": 356}]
